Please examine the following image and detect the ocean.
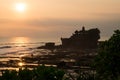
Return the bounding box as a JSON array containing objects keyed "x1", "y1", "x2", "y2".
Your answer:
[
  {"x1": 0, "y1": 37, "x2": 62, "y2": 71},
  {"x1": 0, "y1": 37, "x2": 54, "y2": 66}
]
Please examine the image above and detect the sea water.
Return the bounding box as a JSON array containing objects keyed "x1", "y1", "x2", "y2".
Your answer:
[
  {"x1": 0, "y1": 37, "x2": 46, "y2": 63},
  {"x1": 0, "y1": 37, "x2": 60, "y2": 71}
]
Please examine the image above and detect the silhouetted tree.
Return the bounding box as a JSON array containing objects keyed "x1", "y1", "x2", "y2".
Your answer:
[
  {"x1": 18, "y1": 68, "x2": 33, "y2": 80},
  {"x1": 0, "y1": 66, "x2": 65, "y2": 80},
  {"x1": 94, "y1": 30, "x2": 120, "y2": 80},
  {"x1": 1, "y1": 70, "x2": 18, "y2": 80},
  {"x1": 33, "y1": 65, "x2": 65, "y2": 80}
]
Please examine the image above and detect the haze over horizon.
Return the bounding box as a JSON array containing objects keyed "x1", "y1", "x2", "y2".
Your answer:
[{"x1": 0, "y1": 0, "x2": 120, "y2": 42}]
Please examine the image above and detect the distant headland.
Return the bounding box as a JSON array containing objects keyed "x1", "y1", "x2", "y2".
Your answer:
[
  {"x1": 61, "y1": 26, "x2": 100, "y2": 49},
  {"x1": 39, "y1": 26, "x2": 101, "y2": 50}
]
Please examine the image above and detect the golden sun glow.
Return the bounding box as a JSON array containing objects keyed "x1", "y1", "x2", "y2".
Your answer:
[
  {"x1": 15, "y1": 3, "x2": 26, "y2": 12},
  {"x1": 13, "y1": 37, "x2": 29, "y2": 43},
  {"x1": 18, "y1": 62, "x2": 24, "y2": 67},
  {"x1": 11, "y1": 37, "x2": 30, "y2": 46}
]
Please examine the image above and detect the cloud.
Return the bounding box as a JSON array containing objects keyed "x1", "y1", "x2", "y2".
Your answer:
[
  {"x1": 26, "y1": 13, "x2": 120, "y2": 27},
  {"x1": 0, "y1": 18, "x2": 120, "y2": 41},
  {"x1": 26, "y1": 19, "x2": 82, "y2": 27},
  {"x1": 91, "y1": 13, "x2": 120, "y2": 20},
  {"x1": 0, "y1": 19, "x2": 11, "y2": 23}
]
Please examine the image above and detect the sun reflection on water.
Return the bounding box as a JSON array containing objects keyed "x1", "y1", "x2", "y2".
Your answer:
[
  {"x1": 11, "y1": 37, "x2": 30, "y2": 46},
  {"x1": 18, "y1": 62, "x2": 24, "y2": 67}
]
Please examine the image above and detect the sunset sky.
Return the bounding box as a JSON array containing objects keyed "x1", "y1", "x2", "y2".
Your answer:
[{"x1": 0, "y1": 0, "x2": 120, "y2": 42}]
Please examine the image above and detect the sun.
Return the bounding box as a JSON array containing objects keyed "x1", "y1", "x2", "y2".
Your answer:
[{"x1": 15, "y1": 3, "x2": 26, "y2": 12}]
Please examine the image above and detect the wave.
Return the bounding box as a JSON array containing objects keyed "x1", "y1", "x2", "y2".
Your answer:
[{"x1": 0, "y1": 46, "x2": 12, "y2": 49}]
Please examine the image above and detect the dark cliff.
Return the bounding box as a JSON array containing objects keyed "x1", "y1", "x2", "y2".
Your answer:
[{"x1": 61, "y1": 27, "x2": 100, "y2": 49}]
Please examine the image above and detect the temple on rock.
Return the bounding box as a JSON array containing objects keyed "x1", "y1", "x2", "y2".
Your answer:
[{"x1": 61, "y1": 27, "x2": 100, "y2": 49}]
